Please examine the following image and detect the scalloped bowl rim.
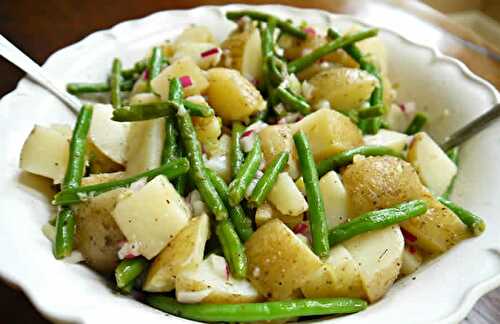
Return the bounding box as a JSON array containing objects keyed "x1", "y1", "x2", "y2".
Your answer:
[{"x1": 0, "y1": 4, "x2": 499, "y2": 324}]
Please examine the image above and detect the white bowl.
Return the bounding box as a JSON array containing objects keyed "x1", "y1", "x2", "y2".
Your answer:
[{"x1": 0, "y1": 4, "x2": 499, "y2": 324}]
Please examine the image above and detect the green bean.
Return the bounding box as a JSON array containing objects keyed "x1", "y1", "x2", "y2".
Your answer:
[
  {"x1": 316, "y1": 145, "x2": 404, "y2": 177},
  {"x1": 442, "y1": 147, "x2": 460, "y2": 199},
  {"x1": 115, "y1": 258, "x2": 148, "y2": 289},
  {"x1": 121, "y1": 60, "x2": 148, "y2": 79},
  {"x1": 148, "y1": 47, "x2": 163, "y2": 87},
  {"x1": 226, "y1": 11, "x2": 306, "y2": 39},
  {"x1": 54, "y1": 104, "x2": 93, "y2": 259},
  {"x1": 162, "y1": 111, "x2": 179, "y2": 165},
  {"x1": 294, "y1": 131, "x2": 329, "y2": 257},
  {"x1": 405, "y1": 112, "x2": 428, "y2": 135},
  {"x1": 62, "y1": 105, "x2": 93, "y2": 190},
  {"x1": 66, "y1": 80, "x2": 134, "y2": 95},
  {"x1": 357, "y1": 104, "x2": 384, "y2": 119},
  {"x1": 216, "y1": 219, "x2": 248, "y2": 279},
  {"x1": 146, "y1": 296, "x2": 367, "y2": 322},
  {"x1": 437, "y1": 197, "x2": 485, "y2": 236},
  {"x1": 275, "y1": 87, "x2": 311, "y2": 115},
  {"x1": 231, "y1": 122, "x2": 246, "y2": 179},
  {"x1": 228, "y1": 138, "x2": 262, "y2": 206},
  {"x1": 206, "y1": 168, "x2": 254, "y2": 242},
  {"x1": 288, "y1": 29, "x2": 378, "y2": 73},
  {"x1": 53, "y1": 208, "x2": 76, "y2": 259},
  {"x1": 329, "y1": 200, "x2": 428, "y2": 246},
  {"x1": 175, "y1": 145, "x2": 190, "y2": 197},
  {"x1": 112, "y1": 100, "x2": 214, "y2": 121},
  {"x1": 249, "y1": 152, "x2": 289, "y2": 206},
  {"x1": 358, "y1": 116, "x2": 383, "y2": 135},
  {"x1": 53, "y1": 158, "x2": 190, "y2": 205},
  {"x1": 172, "y1": 78, "x2": 228, "y2": 220},
  {"x1": 110, "y1": 58, "x2": 122, "y2": 108}
]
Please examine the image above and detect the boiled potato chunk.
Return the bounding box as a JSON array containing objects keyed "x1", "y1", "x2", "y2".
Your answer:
[
  {"x1": 19, "y1": 125, "x2": 71, "y2": 184},
  {"x1": 73, "y1": 188, "x2": 128, "y2": 274},
  {"x1": 206, "y1": 68, "x2": 266, "y2": 122},
  {"x1": 151, "y1": 57, "x2": 209, "y2": 99},
  {"x1": 343, "y1": 225, "x2": 404, "y2": 303},
  {"x1": 89, "y1": 104, "x2": 129, "y2": 165},
  {"x1": 125, "y1": 118, "x2": 165, "y2": 176},
  {"x1": 81, "y1": 171, "x2": 124, "y2": 186},
  {"x1": 400, "y1": 245, "x2": 423, "y2": 276},
  {"x1": 291, "y1": 109, "x2": 363, "y2": 161},
  {"x1": 255, "y1": 202, "x2": 304, "y2": 229},
  {"x1": 363, "y1": 129, "x2": 409, "y2": 153},
  {"x1": 112, "y1": 175, "x2": 191, "y2": 259},
  {"x1": 245, "y1": 219, "x2": 323, "y2": 300},
  {"x1": 221, "y1": 26, "x2": 262, "y2": 82},
  {"x1": 174, "y1": 26, "x2": 216, "y2": 46},
  {"x1": 143, "y1": 214, "x2": 210, "y2": 292},
  {"x1": 309, "y1": 68, "x2": 378, "y2": 112},
  {"x1": 129, "y1": 93, "x2": 161, "y2": 105},
  {"x1": 319, "y1": 171, "x2": 349, "y2": 228},
  {"x1": 341, "y1": 156, "x2": 469, "y2": 254},
  {"x1": 301, "y1": 245, "x2": 365, "y2": 299},
  {"x1": 258, "y1": 125, "x2": 300, "y2": 179},
  {"x1": 267, "y1": 172, "x2": 308, "y2": 216},
  {"x1": 407, "y1": 132, "x2": 457, "y2": 196},
  {"x1": 176, "y1": 254, "x2": 260, "y2": 304}
]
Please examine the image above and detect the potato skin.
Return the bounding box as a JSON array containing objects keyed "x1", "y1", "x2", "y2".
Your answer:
[
  {"x1": 245, "y1": 219, "x2": 323, "y2": 300},
  {"x1": 341, "y1": 156, "x2": 469, "y2": 254},
  {"x1": 73, "y1": 189, "x2": 128, "y2": 274}
]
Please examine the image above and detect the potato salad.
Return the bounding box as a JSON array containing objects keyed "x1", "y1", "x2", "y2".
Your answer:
[{"x1": 19, "y1": 10, "x2": 485, "y2": 322}]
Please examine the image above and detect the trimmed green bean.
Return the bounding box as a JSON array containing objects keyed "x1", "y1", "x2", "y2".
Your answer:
[
  {"x1": 146, "y1": 296, "x2": 367, "y2": 322},
  {"x1": 249, "y1": 152, "x2": 289, "y2": 206},
  {"x1": 442, "y1": 147, "x2": 460, "y2": 199},
  {"x1": 329, "y1": 200, "x2": 428, "y2": 246},
  {"x1": 288, "y1": 29, "x2": 378, "y2": 73},
  {"x1": 294, "y1": 131, "x2": 329, "y2": 257},
  {"x1": 228, "y1": 138, "x2": 262, "y2": 206},
  {"x1": 162, "y1": 111, "x2": 179, "y2": 165},
  {"x1": 110, "y1": 58, "x2": 122, "y2": 108},
  {"x1": 53, "y1": 158, "x2": 190, "y2": 205},
  {"x1": 437, "y1": 197, "x2": 485, "y2": 236},
  {"x1": 405, "y1": 112, "x2": 428, "y2": 135},
  {"x1": 206, "y1": 168, "x2": 254, "y2": 242},
  {"x1": 357, "y1": 104, "x2": 384, "y2": 119},
  {"x1": 226, "y1": 11, "x2": 306, "y2": 39},
  {"x1": 231, "y1": 122, "x2": 246, "y2": 179},
  {"x1": 148, "y1": 47, "x2": 163, "y2": 87},
  {"x1": 316, "y1": 145, "x2": 404, "y2": 177},
  {"x1": 358, "y1": 116, "x2": 383, "y2": 135},
  {"x1": 115, "y1": 258, "x2": 148, "y2": 289},
  {"x1": 54, "y1": 104, "x2": 93, "y2": 259},
  {"x1": 172, "y1": 78, "x2": 228, "y2": 220},
  {"x1": 275, "y1": 87, "x2": 311, "y2": 115},
  {"x1": 216, "y1": 219, "x2": 248, "y2": 279},
  {"x1": 112, "y1": 100, "x2": 214, "y2": 122},
  {"x1": 66, "y1": 80, "x2": 134, "y2": 95}
]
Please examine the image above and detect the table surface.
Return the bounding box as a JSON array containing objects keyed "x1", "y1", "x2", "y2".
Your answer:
[{"x1": 0, "y1": 0, "x2": 499, "y2": 323}]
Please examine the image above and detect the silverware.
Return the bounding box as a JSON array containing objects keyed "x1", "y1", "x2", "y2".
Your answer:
[
  {"x1": 0, "y1": 34, "x2": 80, "y2": 114},
  {"x1": 1, "y1": 33, "x2": 499, "y2": 149}
]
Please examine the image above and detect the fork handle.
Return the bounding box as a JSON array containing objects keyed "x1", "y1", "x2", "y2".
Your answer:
[{"x1": 0, "y1": 34, "x2": 80, "y2": 114}]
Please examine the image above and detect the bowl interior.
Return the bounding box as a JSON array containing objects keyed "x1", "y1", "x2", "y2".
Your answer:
[{"x1": 0, "y1": 4, "x2": 499, "y2": 324}]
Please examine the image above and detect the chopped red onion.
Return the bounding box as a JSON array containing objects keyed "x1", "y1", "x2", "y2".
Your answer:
[
  {"x1": 402, "y1": 228, "x2": 417, "y2": 243},
  {"x1": 409, "y1": 246, "x2": 417, "y2": 254},
  {"x1": 179, "y1": 75, "x2": 193, "y2": 88},
  {"x1": 304, "y1": 27, "x2": 316, "y2": 37},
  {"x1": 293, "y1": 223, "x2": 309, "y2": 235},
  {"x1": 142, "y1": 70, "x2": 148, "y2": 80},
  {"x1": 242, "y1": 130, "x2": 254, "y2": 138},
  {"x1": 201, "y1": 47, "x2": 221, "y2": 58}
]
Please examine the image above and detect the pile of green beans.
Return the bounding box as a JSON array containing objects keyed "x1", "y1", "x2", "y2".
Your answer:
[
  {"x1": 115, "y1": 258, "x2": 148, "y2": 290},
  {"x1": 112, "y1": 100, "x2": 214, "y2": 122},
  {"x1": 249, "y1": 152, "x2": 289, "y2": 206},
  {"x1": 53, "y1": 158, "x2": 190, "y2": 205},
  {"x1": 405, "y1": 112, "x2": 428, "y2": 135},
  {"x1": 230, "y1": 122, "x2": 246, "y2": 178},
  {"x1": 294, "y1": 131, "x2": 329, "y2": 257},
  {"x1": 54, "y1": 104, "x2": 93, "y2": 259},
  {"x1": 147, "y1": 296, "x2": 367, "y2": 322},
  {"x1": 329, "y1": 200, "x2": 428, "y2": 246}
]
